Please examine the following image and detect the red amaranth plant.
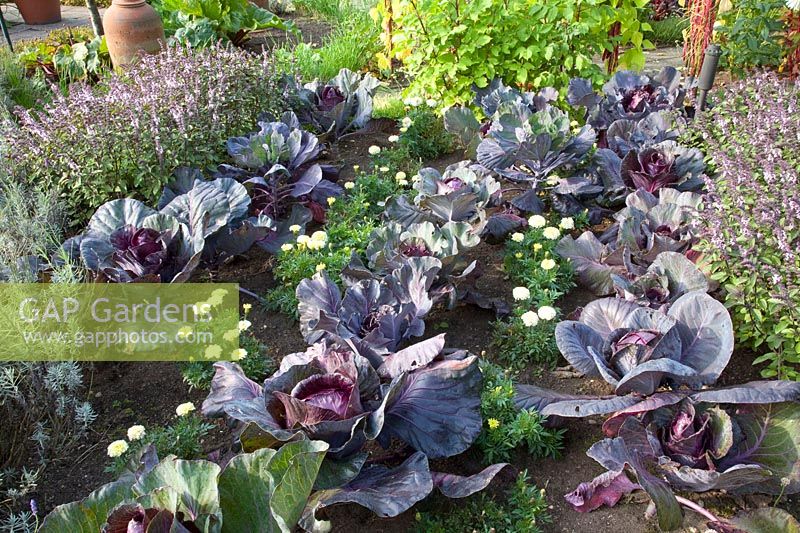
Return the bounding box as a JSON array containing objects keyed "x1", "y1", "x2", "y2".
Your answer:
[
  {"x1": 683, "y1": 0, "x2": 718, "y2": 78},
  {"x1": 784, "y1": 10, "x2": 800, "y2": 79}
]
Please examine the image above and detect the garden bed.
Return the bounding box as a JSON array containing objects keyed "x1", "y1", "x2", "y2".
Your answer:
[{"x1": 30, "y1": 124, "x2": 800, "y2": 530}]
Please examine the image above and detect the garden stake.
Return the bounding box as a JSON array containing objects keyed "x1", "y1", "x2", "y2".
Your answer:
[{"x1": 695, "y1": 43, "x2": 720, "y2": 112}]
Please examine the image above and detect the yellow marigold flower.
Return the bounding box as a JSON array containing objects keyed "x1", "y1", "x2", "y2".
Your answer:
[
  {"x1": 537, "y1": 306, "x2": 557, "y2": 321},
  {"x1": 223, "y1": 329, "x2": 239, "y2": 342},
  {"x1": 344, "y1": 181, "x2": 355, "y2": 190},
  {"x1": 177, "y1": 325, "x2": 193, "y2": 339},
  {"x1": 528, "y1": 215, "x2": 546, "y2": 228},
  {"x1": 397, "y1": 179, "x2": 409, "y2": 186},
  {"x1": 379, "y1": 166, "x2": 390, "y2": 173},
  {"x1": 515, "y1": 252, "x2": 523, "y2": 259},
  {"x1": 541, "y1": 258, "x2": 556, "y2": 270},
  {"x1": 205, "y1": 344, "x2": 222, "y2": 359},
  {"x1": 542, "y1": 227, "x2": 561, "y2": 240},
  {"x1": 289, "y1": 224, "x2": 301, "y2": 233},
  {"x1": 107, "y1": 439, "x2": 129, "y2": 458},
  {"x1": 368, "y1": 145, "x2": 381, "y2": 155},
  {"x1": 316, "y1": 263, "x2": 326, "y2": 272},
  {"x1": 231, "y1": 348, "x2": 247, "y2": 360},
  {"x1": 281, "y1": 243, "x2": 293, "y2": 252},
  {"x1": 511, "y1": 232, "x2": 524, "y2": 242},
  {"x1": 353, "y1": 164, "x2": 360, "y2": 171},
  {"x1": 487, "y1": 418, "x2": 501, "y2": 430},
  {"x1": 327, "y1": 197, "x2": 336, "y2": 206},
  {"x1": 238, "y1": 319, "x2": 252, "y2": 331},
  {"x1": 176, "y1": 402, "x2": 196, "y2": 417},
  {"x1": 388, "y1": 135, "x2": 400, "y2": 143},
  {"x1": 243, "y1": 303, "x2": 252, "y2": 312},
  {"x1": 127, "y1": 425, "x2": 146, "y2": 441},
  {"x1": 512, "y1": 286, "x2": 530, "y2": 301},
  {"x1": 533, "y1": 243, "x2": 543, "y2": 251},
  {"x1": 395, "y1": 171, "x2": 407, "y2": 181},
  {"x1": 559, "y1": 217, "x2": 575, "y2": 230}
]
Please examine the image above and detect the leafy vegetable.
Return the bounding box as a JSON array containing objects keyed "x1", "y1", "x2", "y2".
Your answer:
[
  {"x1": 65, "y1": 199, "x2": 204, "y2": 283},
  {"x1": 158, "y1": 170, "x2": 276, "y2": 266},
  {"x1": 286, "y1": 68, "x2": 380, "y2": 140},
  {"x1": 443, "y1": 80, "x2": 559, "y2": 157},
  {"x1": 39, "y1": 441, "x2": 329, "y2": 533},
  {"x1": 611, "y1": 251, "x2": 708, "y2": 309},
  {"x1": 556, "y1": 189, "x2": 702, "y2": 295},
  {"x1": 552, "y1": 291, "x2": 733, "y2": 395},
  {"x1": 573, "y1": 383, "x2": 800, "y2": 531},
  {"x1": 384, "y1": 161, "x2": 500, "y2": 235},
  {"x1": 568, "y1": 67, "x2": 686, "y2": 134},
  {"x1": 224, "y1": 112, "x2": 326, "y2": 177},
  {"x1": 202, "y1": 336, "x2": 507, "y2": 526},
  {"x1": 203, "y1": 335, "x2": 483, "y2": 459},
  {"x1": 476, "y1": 105, "x2": 595, "y2": 212},
  {"x1": 296, "y1": 261, "x2": 438, "y2": 361},
  {"x1": 151, "y1": 0, "x2": 293, "y2": 47}
]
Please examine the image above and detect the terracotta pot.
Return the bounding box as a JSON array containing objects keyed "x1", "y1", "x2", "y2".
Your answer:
[
  {"x1": 14, "y1": 0, "x2": 62, "y2": 25},
  {"x1": 103, "y1": 0, "x2": 166, "y2": 68}
]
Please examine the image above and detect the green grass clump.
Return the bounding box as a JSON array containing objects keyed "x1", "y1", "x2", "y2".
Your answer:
[{"x1": 649, "y1": 16, "x2": 688, "y2": 46}]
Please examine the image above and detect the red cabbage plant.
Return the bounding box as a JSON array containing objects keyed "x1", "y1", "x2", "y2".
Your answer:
[
  {"x1": 549, "y1": 382, "x2": 800, "y2": 531},
  {"x1": 202, "y1": 334, "x2": 508, "y2": 527}
]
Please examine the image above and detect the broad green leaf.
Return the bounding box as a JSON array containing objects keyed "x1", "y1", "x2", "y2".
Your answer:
[{"x1": 219, "y1": 441, "x2": 328, "y2": 533}]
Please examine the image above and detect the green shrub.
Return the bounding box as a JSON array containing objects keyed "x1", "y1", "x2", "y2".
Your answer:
[
  {"x1": 0, "y1": 48, "x2": 48, "y2": 115},
  {"x1": 182, "y1": 333, "x2": 275, "y2": 390},
  {"x1": 106, "y1": 410, "x2": 214, "y2": 476},
  {"x1": 414, "y1": 470, "x2": 552, "y2": 533},
  {"x1": 491, "y1": 313, "x2": 561, "y2": 372},
  {"x1": 475, "y1": 361, "x2": 564, "y2": 464},
  {"x1": 717, "y1": 0, "x2": 786, "y2": 74},
  {"x1": 396, "y1": 104, "x2": 454, "y2": 161},
  {"x1": 649, "y1": 16, "x2": 688, "y2": 46},
  {"x1": 2, "y1": 45, "x2": 284, "y2": 224},
  {"x1": 266, "y1": 169, "x2": 402, "y2": 316},
  {"x1": 377, "y1": 0, "x2": 653, "y2": 107}
]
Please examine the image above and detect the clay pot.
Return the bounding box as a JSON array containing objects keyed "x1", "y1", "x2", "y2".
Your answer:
[
  {"x1": 103, "y1": 0, "x2": 166, "y2": 68},
  {"x1": 14, "y1": 0, "x2": 62, "y2": 25}
]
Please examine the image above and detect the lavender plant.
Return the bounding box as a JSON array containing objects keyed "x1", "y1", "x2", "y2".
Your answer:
[
  {"x1": 1, "y1": 45, "x2": 284, "y2": 223},
  {"x1": 696, "y1": 74, "x2": 800, "y2": 380}
]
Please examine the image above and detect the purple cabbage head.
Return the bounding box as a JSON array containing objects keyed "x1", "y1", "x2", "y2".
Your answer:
[
  {"x1": 568, "y1": 67, "x2": 686, "y2": 132},
  {"x1": 296, "y1": 258, "x2": 440, "y2": 364},
  {"x1": 553, "y1": 292, "x2": 733, "y2": 395},
  {"x1": 620, "y1": 141, "x2": 704, "y2": 194},
  {"x1": 65, "y1": 199, "x2": 204, "y2": 283},
  {"x1": 109, "y1": 226, "x2": 169, "y2": 280},
  {"x1": 202, "y1": 334, "x2": 484, "y2": 460}
]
